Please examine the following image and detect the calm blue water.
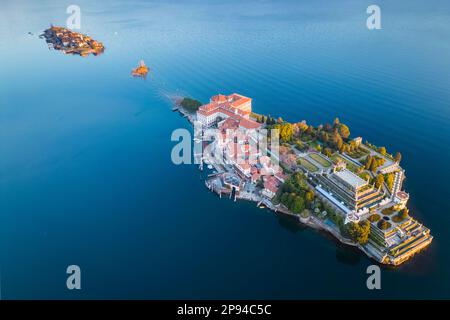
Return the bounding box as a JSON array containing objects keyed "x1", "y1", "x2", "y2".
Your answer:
[{"x1": 1, "y1": 0, "x2": 450, "y2": 299}]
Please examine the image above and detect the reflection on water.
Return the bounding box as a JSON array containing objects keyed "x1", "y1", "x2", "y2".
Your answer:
[
  {"x1": 335, "y1": 245, "x2": 362, "y2": 267},
  {"x1": 277, "y1": 215, "x2": 307, "y2": 234}
]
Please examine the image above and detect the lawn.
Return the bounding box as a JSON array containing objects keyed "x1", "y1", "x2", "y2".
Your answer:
[
  {"x1": 347, "y1": 148, "x2": 369, "y2": 159},
  {"x1": 298, "y1": 158, "x2": 319, "y2": 172},
  {"x1": 309, "y1": 153, "x2": 332, "y2": 167}
]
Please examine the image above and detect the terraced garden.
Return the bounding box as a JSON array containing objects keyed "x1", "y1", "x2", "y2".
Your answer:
[
  {"x1": 309, "y1": 153, "x2": 332, "y2": 167},
  {"x1": 297, "y1": 158, "x2": 319, "y2": 172},
  {"x1": 347, "y1": 148, "x2": 369, "y2": 159},
  {"x1": 382, "y1": 207, "x2": 397, "y2": 216}
]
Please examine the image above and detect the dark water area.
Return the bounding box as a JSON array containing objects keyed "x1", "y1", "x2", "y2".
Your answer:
[{"x1": 0, "y1": 0, "x2": 449, "y2": 299}]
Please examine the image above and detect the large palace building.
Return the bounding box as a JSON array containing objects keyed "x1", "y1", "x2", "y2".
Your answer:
[{"x1": 196, "y1": 93, "x2": 261, "y2": 130}]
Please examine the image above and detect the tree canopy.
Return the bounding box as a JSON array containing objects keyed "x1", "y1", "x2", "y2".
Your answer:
[
  {"x1": 339, "y1": 124, "x2": 351, "y2": 139},
  {"x1": 274, "y1": 123, "x2": 294, "y2": 142},
  {"x1": 346, "y1": 220, "x2": 371, "y2": 245},
  {"x1": 279, "y1": 173, "x2": 315, "y2": 214},
  {"x1": 375, "y1": 174, "x2": 385, "y2": 188},
  {"x1": 180, "y1": 97, "x2": 202, "y2": 112}
]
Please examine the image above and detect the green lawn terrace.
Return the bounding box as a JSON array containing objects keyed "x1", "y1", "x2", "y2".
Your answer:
[
  {"x1": 324, "y1": 142, "x2": 405, "y2": 201},
  {"x1": 309, "y1": 153, "x2": 332, "y2": 168},
  {"x1": 359, "y1": 143, "x2": 401, "y2": 175},
  {"x1": 346, "y1": 147, "x2": 370, "y2": 160},
  {"x1": 297, "y1": 157, "x2": 319, "y2": 173},
  {"x1": 287, "y1": 139, "x2": 405, "y2": 215},
  {"x1": 319, "y1": 137, "x2": 402, "y2": 178}
]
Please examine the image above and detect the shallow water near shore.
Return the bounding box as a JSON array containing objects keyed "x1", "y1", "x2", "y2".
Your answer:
[{"x1": 1, "y1": 0, "x2": 450, "y2": 299}]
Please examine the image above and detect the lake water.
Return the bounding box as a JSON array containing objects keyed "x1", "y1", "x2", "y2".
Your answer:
[{"x1": 1, "y1": 0, "x2": 450, "y2": 299}]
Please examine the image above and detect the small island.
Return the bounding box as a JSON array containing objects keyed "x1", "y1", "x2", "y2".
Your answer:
[
  {"x1": 131, "y1": 60, "x2": 149, "y2": 78},
  {"x1": 40, "y1": 26, "x2": 104, "y2": 57},
  {"x1": 174, "y1": 93, "x2": 433, "y2": 266},
  {"x1": 171, "y1": 97, "x2": 203, "y2": 119},
  {"x1": 179, "y1": 97, "x2": 202, "y2": 113}
]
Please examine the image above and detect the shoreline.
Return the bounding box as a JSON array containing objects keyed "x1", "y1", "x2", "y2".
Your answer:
[
  {"x1": 174, "y1": 98, "x2": 432, "y2": 267},
  {"x1": 201, "y1": 144, "x2": 367, "y2": 259}
]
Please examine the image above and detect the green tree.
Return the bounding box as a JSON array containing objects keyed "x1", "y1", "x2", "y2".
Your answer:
[
  {"x1": 346, "y1": 220, "x2": 371, "y2": 245},
  {"x1": 359, "y1": 172, "x2": 371, "y2": 182},
  {"x1": 291, "y1": 196, "x2": 305, "y2": 214},
  {"x1": 180, "y1": 97, "x2": 202, "y2": 112},
  {"x1": 368, "y1": 214, "x2": 381, "y2": 222},
  {"x1": 280, "y1": 193, "x2": 289, "y2": 206},
  {"x1": 324, "y1": 147, "x2": 333, "y2": 158},
  {"x1": 399, "y1": 208, "x2": 409, "y2": 220},
  {"x1": 305, "y1": 191, "x2": 315, "y2": 204},
  {"x1": 349, "y1": 140, "x2": 356, "y2": 151},
  {"x1": 275, "y1": 123, "x2": 294, "y2": 142},
  {"x1": 297, "y1": 121, "x2": 308, "y2": 133},
  {"x1": 386, "y1": 173, "x2": 395, "y2": 190},
  {"x1": 339, "y1": 124, "x2": 351, "y2": 139},
  {"x1": 333, "y1": 131, "x2": 343, "y2": 151},
  {"x1": 378, "y1": 220, "x2": 391, "y2": 230},
  {"x1": 365, "y1": 155, "x2": 373, "y2": 170},
  {"x1": 378, "y1": 146, "x2": 387, "y2": 156},
  {"x1": 357, "y1": 220, "x2": 371, "y2": 244},
  {"x1": 370, "y1": 159, "x2": 378, "y2": 173},
  {"x1": 375, "y1": 174, "x2": 385, "y2": 188}
]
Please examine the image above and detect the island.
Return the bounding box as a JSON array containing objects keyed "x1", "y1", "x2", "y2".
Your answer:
[
  {"x1": 131, "y1": 60, "x2": 149, "y2": 78},
  {"x1": 175, "y1": 93, "x2": 433, "y2": 266},
  {"x1": 40, "y1": 26, "x2": 104, "y2": 57}
]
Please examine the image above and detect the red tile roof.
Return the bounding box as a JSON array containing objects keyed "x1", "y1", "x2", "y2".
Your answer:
[
  {"x1": 219, "y1": 117, "x2": 240, "y2": 131},
  {"x1": 251, "y1": 172, "x2": 261, "y2": 182},
  {"x1": 197, "y1": 93, "x2": 260, "y2": 129},
  {"x1": 238, "y1": 117, "x2": 261, "y2": 129},
  {"x1": 211, "y1": 94, "x2": 227, "y2": 103},
  {"x1": 229, "y1": 93, "x2": 251, "y2": 107},
  {"x1": 396, "y1": 191, "x2": 409, "y2": 200},
  {"x1": 264, "y1": 176, "x2": 279, "y2": 194}
]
